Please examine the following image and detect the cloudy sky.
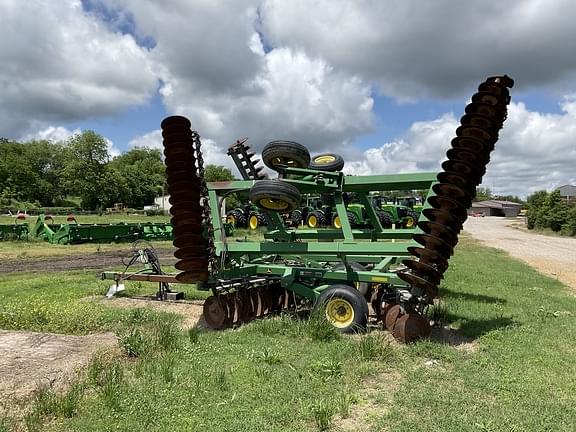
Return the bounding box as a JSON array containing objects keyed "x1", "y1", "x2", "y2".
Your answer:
[{"x1": 1, "y1": 0, "x2": 575, "y2": 197}]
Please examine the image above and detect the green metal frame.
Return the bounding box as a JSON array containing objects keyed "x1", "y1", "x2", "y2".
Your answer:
[{"x1": 206, "y1": 168, "x2": 437, "y2": 298}]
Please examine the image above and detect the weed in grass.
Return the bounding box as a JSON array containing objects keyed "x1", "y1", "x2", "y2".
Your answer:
[
  {"x1": 254, "y1": 364, "x2": 273, "y2": 381},
  {"x1": 426, "y1": 302, "x2": 449, "y2": 326},
  {"x1": 309, "y1": 399, "x2": 335, "y2": 431},
  {"x1": 187, "y1": 327, "x2": 200, "y2": 344},
  {"x1": 98, "y1": 363, "x2": 124, "y2": 411},
  {"x1": 336, "y1": 390, "x2": 357, "y2": 418},
  {"x1": 126, "y1": 307, "x2": 152, "y2": 325},
  {"x1": 260, "y1": 347, "x2": 282, "y2": 365},
  {"x1": 153, "y1": 316, "x2": 181, "y2": 352},
  {"x1": 158, "y1": 352, "x2": 177, "y2": 384},
  {"x1": 357, "y1": 333, "x2": 393, "y2": 361},
  {"x1": 306, "y1": 309, "x2": 339, "y2": 342},
  {"x1": 213, "y1": 369, "x2": 229, "y2": 392},
  {"x1": 0, "y1": 417, "x2": 9, "y2": 432},
  {"x1": 119, "y1": 326, "x2": 148, "y2": 357},
  {"x1": 24, "y1": 410, "x2": 41, "y2": 432},
  {"x1": 31, "y1": 382, "x2": 84, "y2": 420},
  {"x1": 312, "y1": 359, "x2": 343, "y2": 380}
]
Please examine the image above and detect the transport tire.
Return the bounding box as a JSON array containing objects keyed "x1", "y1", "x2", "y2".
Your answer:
[
  {"x1": 314, "y1": 284, "x2": 369, "y2": 333},
  {"x1": 249, "y1": 180, "x2": 301, "y2": 212},
  {"x1": 262, "y1": 140, "x2": 311, "y2": 171}
]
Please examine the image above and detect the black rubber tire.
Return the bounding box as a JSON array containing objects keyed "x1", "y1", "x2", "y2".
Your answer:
[
  {"x1": 309, "y1": 153, "x2": 345, "y2": 171},
  {"x1": 249, "y1": 180, "x2": 301, "y2": 212},
  {"x1": 347, "y1": 211, "x2": 357, "y2": 228},
  {"x1": 314, "y1": 284, "x2": 369, "y2": 334},
  {"x1": 333, "y1": 262, "x2": 370, "y2": 296},
  {"x1": 291, "y1": 209, "x2": 303, "y2": 227},
  {"x1": 248, "y1": 212, "x2": 261, "y2": 230},
  {"x1": 262, "y1": 140, "x2": 311, "y2": 171},
  {"x1": 377, "y1": 211, "x2": 393, "y2": 228},
  {"x1": 307, "y1": 210, "x2": 327, "y2": 228},
  {"x1": 404, "y1": 210, "x2": 419, "y2": 228},
  {"x1": 226, "y1": 209, "x2": 246, "y2": 228},
  {"x1": 320, "y1": 192, "x2": 335, "y2": 206}
]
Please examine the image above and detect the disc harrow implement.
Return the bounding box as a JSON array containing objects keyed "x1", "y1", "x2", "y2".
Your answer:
[{"x1": 101, "y1": 74, "x2": 514, "y2": 344}]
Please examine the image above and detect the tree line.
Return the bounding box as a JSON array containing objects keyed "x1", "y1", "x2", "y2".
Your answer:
[
  {"x1": 0, "y1": 132, "x2": 236, "y2": 211},
  {"x1": 526, "y1": 190, "x2": 576, "y2": 236}
]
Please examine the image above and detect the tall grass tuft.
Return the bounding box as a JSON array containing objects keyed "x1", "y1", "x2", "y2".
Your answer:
[
  {"x1": 153, "y1": 315, "x2": 181, "y2": 352},
  {"x1": 357, "y1": 333, "x2": 393, "y2": 361},
  {"x1": 309, "y1": 399, "x2": 335, "y2": 431},
  {"x1": 306, "y1": 308, "x2": 340, "y2": 342},
  {"x1": 158, "y1": 352, "x2": 177, "y2": 384}
]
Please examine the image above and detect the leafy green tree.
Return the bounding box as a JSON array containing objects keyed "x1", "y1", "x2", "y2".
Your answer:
[
  {"x1": 108, "y1": 148, "x2": 165, "y2": 208},
  {"x1": 203, "y1": 165, "x2": 240, "y2": 210},
  {"x1": 474, "y1": 187, "x2": 493, "y2": 202},
  {"x1": 203, "y1": 165, "x2": 235, "y2": 182},
  {"x1": 62, "y1": 131, "x2": 110, "y2": 209}
]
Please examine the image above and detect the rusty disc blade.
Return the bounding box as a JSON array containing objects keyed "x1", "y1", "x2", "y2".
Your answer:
[
  {"x1": 402, "y1": 259, "x2": 443, "y2": 284},
  {"x1": 392, "y1": 313, "x2": 431, "y2": 343},
  {"x1": 456, "y1": 124, "x2": 497, "y2": 142},
  {"x1": 441, "y1": 159, "x2": 485, "y2": 179},
  {"x1": 175, "y1": 270, "x2": 209, "y2": 283},
  {"x1": 471, "y1": 91, "x2": 507, "y2": 106},
  {"x1": 414, "y1": 233, "x2": 453, "y2": 257},
  {"x1": 175, "y1": 258, "x2": 208, "y2": 272},
  {"x1": 418, "y1": 220, "x2": 459, "y2": 246},
  {"x1": 250, "y1": 288, "x2": 260, "y2": 319},
  {"x1": 170, "y1": 210, "x2": 202, "y2": 223},
  {"x1": 161, "y1": 115, "x2": 192, "y2": 130},
  {"x1": 422, "y1": 207, "x2": 464, "y2": 228},
  {"x1": 450, "y1": 136, "x2": 492, "y2": 154},
  {"x1": 379, "y1": 302, "x2": 395, "y2": 324},
  {"x1": 437, "y1": 171, "x2": 477, "y2": 194},
  {"x1": 432, "y1": 183, "x2": 474, "y2": 203},
  {"x1": 407, "y1": 246, "x2": 449, "y2": 273},
  {"x1": 173, "y1": 234, "x2": 205, "y2": 248},
  {"x1": 384, "y1": 304, "x2": 402, "y2": 332},
  {"x1": 203, "y1": 296, "x2": 226, "y2": 329},
  {"x1": 460, "y1": 113, "x2": 502, "y2": 132},
  {"x1": 397, "y1": 271, "x2": 439, "y2": 298},
  {"x1": 478, "y1": 81, "x2": 510, "y2": 97},
  {"x1": 427, "y1": 195, "x2": 468, "y2": 219},
  {"x1": 464, "y1": 101, "x2": 504, "y2": 120},
  {"x1": 174, "y1": 246, "x2": 207, "y2": 260},
  {"x1": 446, "y1": 148, "x2": 489, "y2": 166}
]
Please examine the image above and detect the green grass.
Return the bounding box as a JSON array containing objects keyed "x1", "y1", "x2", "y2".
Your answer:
[
  {"x1": 0, "y1": 271, "x2": 207, "y2": 334},
  {"x1": 1, "y1": 239, "x2": 575, "y2": 431}
]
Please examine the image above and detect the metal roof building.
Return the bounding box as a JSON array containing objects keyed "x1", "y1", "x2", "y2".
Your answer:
[
  {"x1": 469, "y1": 200, "x2": 522, "y2": 217},
  {"x1": 558, "y1": 185, "x2": 576, "y2": 203}
]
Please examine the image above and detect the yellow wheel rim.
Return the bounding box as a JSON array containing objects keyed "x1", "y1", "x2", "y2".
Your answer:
[
  {"x1": 249, "y1": 215, "x2": 259, "y2": 230},
  {"x1": 333, "y1": 216, "x2": 342, "y2": 229},
  {"x1": 259, "y1": 198, "x2": 289, "y2": 211},
  {"x1": 314, "y1": 155, "x2": 336, "y2": 164},
  {"x1": 405, "y1": 216, "x2": 415, "y2": 228},
  {"x1": 325, "y1": 298, "x2": 354, "y2": 328},
  {"x1": 226, "y1": 215, "x2": 236, "y2": 225},
  {"x1": 308, "y1": 214, "x2": 318, "y2": 228}
]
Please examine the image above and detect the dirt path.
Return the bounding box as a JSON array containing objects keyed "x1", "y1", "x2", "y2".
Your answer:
[
  {"x1": 0, "y1": 330, "x2": 117, "y2": 401},
  {"x1": 463, "y1": 217, "x2": 576, "y2": 290},
  {"x1": 0, "y1": 248, "x2": 176, "y2": 273}
]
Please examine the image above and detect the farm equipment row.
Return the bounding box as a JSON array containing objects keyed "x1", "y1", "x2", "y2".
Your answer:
[
  {"x1": 102, "y1": 75, "x2": 514, "y2": 343},
  {"x1": 0, "y1": 215, "x2": 173, "y2": 244}
]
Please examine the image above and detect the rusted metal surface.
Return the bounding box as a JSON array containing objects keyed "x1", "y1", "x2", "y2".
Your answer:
[
  {"x1": 390, "y1": 75, "x2": 514, "y2": 343},
  {"x1": 161, "y1": 115, "x2": 209, "y2": 282}
]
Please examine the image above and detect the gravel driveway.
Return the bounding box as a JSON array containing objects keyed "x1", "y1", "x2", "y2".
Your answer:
[{"x1": 463, "y1": 216, "x2": 576, "y2": 291}]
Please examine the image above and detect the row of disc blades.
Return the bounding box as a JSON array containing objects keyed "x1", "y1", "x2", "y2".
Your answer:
[
  {"x1": 161, "y1": 115, "x2": 210, "y2": 282},
  {"x1": 202, "y1": 284, "x2": 298, "y2": 329},
  {"x1": 387, "y1": 75, "x2": 515, "y2": 343}
]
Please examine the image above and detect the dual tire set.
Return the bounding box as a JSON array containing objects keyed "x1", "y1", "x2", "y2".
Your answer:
[{"x1": 249, "y1": 141, "x2": 344, "y2": 213}]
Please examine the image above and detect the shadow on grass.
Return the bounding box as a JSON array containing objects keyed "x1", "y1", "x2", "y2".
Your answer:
[{"x1": 442, "y1": 288, "x2": 507, "y2": 305}]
